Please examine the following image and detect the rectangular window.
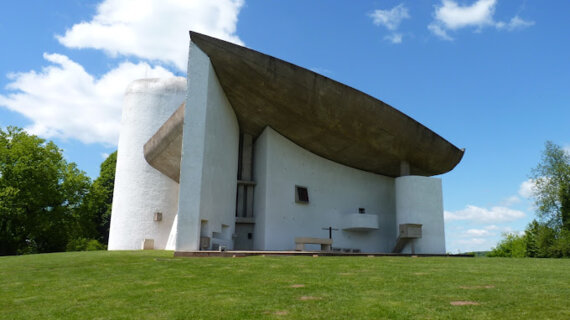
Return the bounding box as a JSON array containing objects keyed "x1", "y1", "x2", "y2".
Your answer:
[{"x1": 295, "y1": 185, "x2": 309, "y2": 204}]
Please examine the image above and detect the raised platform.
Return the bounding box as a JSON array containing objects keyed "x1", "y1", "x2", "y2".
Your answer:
[{"x1": 174, "y1": 250, "x2": 473, "y2": 258}]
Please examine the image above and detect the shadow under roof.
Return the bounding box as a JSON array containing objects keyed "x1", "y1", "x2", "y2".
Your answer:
[{"x1": 189, "y1": 31, "x2": 464, "y2": 177}]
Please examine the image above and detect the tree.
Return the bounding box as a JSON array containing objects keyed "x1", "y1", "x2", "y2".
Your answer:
[
  {"x1": 0, "y1": 127, "x2": 91, "y2": 255},
  {"x1": 490, "y1": 142, "x2": 570, "y2": 258},
  {"x1": 525, "y1": 220, "x2": 557, "y2": 258},
  {"x1": 488, "y1": 232, "x2": 527, "y2": 257},
  {"x1": 78, "y1": 151, "x2": 117, "y2": 244},
  {"x1": 531, "y1": 141, "x2": 570, "y2": 230}
]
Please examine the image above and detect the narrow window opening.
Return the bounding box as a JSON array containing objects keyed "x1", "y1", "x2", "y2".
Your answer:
[
  {"x1": 295, "y1": 185, "x2": 309, "y2": 204},
  {"x1": 247, "y1": 233, "x2": 253, "y2": 240}
]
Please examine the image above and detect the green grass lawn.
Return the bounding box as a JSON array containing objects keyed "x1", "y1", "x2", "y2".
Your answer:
[{"x1": 0, "y1": 251, "x2": 568, "y2": 319}]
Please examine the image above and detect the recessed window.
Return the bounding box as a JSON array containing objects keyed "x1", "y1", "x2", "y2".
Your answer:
[
  {"x1": 295, "y1": 185, "x2": 309, "y2": 204},
  {"x1": 247, "y1": 233, "x2": 253, "y2": 240}
]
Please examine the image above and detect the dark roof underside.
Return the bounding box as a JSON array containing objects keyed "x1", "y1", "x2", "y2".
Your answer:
[{"x1": 190, "y1": 32, "x2": 464, "y2": 177}]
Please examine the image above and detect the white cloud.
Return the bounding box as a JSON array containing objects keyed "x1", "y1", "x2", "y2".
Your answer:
[
  {"x1": 501, "y1": 195, "x2": 520, "y2": 206},
  {"x1": 445, "y1": 204, "x2": 525, "y2": 223},
  {"x1": 384, "y1": 33, "x2": 403, "y2": 44},
  {"x1": 370, "y1": 4, "x2": 409, "y2": 44},
  {"x1": 428, "y1": 0, "x2": 534, "y2": 40},
  {"x1": 433, "y1": 0, "x2": 496, "y2": 30},
  {"x1": 57, "y1": 0, "x2": 244, "y2": 71},
  {"x1": 370, "y1": 4, "x2": 410, "y2": 30},
  {"x1": 563, "y1": 145, "x2": 570, "y2": 155},
  {"x1": 0, "y1": 53, "x2": 174, "y2": 145},
  {"x1": 2, "y1": 0, "x2": 244, "y2": 146},
  {"x1": 427, "y1": 23, "x2": 453, "y2": 41},
  {"x1": 464, "y1": 228, "x2": 492, "y2": 237},
  {"x1": 498, "y1": 16, "x2": 535, "y2": 31},
  {"x1": 452, "y1": 237, "x2": 498, "y2": 253},
  {"x1": 458, "y1": 238, "x2": 486, "y2": 245},
  {"x1": 518, "y1": 179, "x2": 535, "y2": 198}
]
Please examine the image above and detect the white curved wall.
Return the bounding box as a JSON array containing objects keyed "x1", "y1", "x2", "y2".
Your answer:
[
  {"x1": 175, "y1": 43, "x2": 239, "y2": 251},
  {"x1": 253, "y1": 127, "x2": 396, "y2": 252},
  {"x1": 108, "y1": 77, "x2": 186, "y2": 250},
  {"x1": 395, "y1": 176, "x2": 446, "y2": 254}
]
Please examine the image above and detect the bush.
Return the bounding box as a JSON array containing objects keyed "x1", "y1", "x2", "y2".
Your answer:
[
  {"x1": 66, "y1": 238, "x2": 106, "y2": 252},
  {"x1": 488, "y1": 233, "x2": 527, "y2": 257}
]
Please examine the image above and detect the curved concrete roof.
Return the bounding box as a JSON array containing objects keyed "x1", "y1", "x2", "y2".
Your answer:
[{"x1": 189, "y1": 32, "x2": 463, "y2": 177}]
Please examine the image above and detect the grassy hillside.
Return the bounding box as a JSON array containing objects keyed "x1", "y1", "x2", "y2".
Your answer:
[{"x1": 1, "y1": 251, "x2": 568, "y2": 319}]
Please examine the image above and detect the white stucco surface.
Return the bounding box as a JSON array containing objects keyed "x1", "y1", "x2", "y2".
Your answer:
[
  {"x1": 395, "y1": 176, "x2": 446, "y2": 254},
  {"x1": 175, "y1": 43, "x2": 239, "y2": 251},
  {"x1": 253, "y1": 127, "x2": 396, "y2": 252},
  {"x1": 108, "y1": 77, "x2": 186, "y2": 250}
]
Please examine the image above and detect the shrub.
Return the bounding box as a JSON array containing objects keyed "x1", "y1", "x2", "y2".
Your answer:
[
  {"x1": 66, "y1": 238, "x2": 106, "y2": 252},
  {"x1": 488, "y1": 233, "x2": 526, "y2": 257}
]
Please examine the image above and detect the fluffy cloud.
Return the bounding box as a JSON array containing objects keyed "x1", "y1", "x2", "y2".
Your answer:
[
  {"x1": 496, "y1": 179, "x2": 537, "y2": 205},
  {"x1": 370, "y1": 4, "x2": 410, "y2": 44},
  {"x1": 428, "y1": 0, "x2": 534, "y2": 40},
  {"x1": 1, "y1": 0, "x2": 245, "y2": 146},
  {"x1": 464, "y1": 228, "x2": 492, "y2": 237},
  {"x1": 57, "y1": 0, "x2": 244, "y2": 70},
  {"x1": 370, "y1": 4, "x2": 410, "y2": 30},
  {"x1": 445, "y1": 204, "x2": 525, "y2": 223},
  {"x1": 0, "y1": 53, "x2": 174, "y2": 145},
  {"x1": 433, "y1": 0, "x2": 496, "y2": 30},
  {"x1": 518, "y1": 179, "x2": 535, "y2": 198}
]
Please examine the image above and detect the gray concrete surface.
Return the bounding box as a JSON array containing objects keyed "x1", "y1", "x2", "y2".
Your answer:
[
  {"x1": 189, "y1": 31, "x2": 464, "y2": 177},
  {"x1": 143, "y1": 102, "x2": 185, "y2": 182}
]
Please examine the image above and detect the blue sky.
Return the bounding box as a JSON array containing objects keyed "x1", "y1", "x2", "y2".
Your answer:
[{"x1": 1, "y1": 0, "x2": 568, "y2": 253}]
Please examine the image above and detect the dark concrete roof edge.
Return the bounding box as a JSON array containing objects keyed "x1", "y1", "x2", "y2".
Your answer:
[{"x1": 188, "y1": 31, "x2": 464, "y2": 157}]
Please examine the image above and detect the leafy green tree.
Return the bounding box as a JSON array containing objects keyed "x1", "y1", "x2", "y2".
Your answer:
[
  {"x1": 492, "y1": 142, "x2": 570, "y2": 258},
  {"x1": 0, "y1": 127, "x2": 91, "y2": 255},
  {"x1": 525, "y1": 220, "x2": 557, "y2": 257},
  {"x1": 531, "y1": 141, "x2": 570, "y2": 230},
  {"x1": 488, "y1": 232, "x2": 527, "y2": 257},
  {"x1": 78, "y1": 151, "x2": 116, "y2": 244}
]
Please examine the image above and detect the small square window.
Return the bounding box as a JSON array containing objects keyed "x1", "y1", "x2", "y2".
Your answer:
[{"x1": 295, "y1": 185, "x2": 309, "y2": 204}]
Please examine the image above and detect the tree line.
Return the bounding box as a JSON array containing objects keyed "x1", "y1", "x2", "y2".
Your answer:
[
  {"x1": 489, "y1": 142, "x2": 570, "y2": 258},
  {"x1": 0, "y1": 127, "x2": 116, "y2": 256}
]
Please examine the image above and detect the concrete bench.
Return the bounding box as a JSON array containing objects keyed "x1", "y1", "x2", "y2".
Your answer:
[{"x1": 295, "y1": 237, "x2": 333, "y2": 251}]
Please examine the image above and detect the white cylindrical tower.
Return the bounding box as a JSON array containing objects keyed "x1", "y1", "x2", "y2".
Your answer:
[
  {"x1": 395, "y1": 176, "x2": 446, "y2": 254},
  {"x1": 108, "y1": 77, "x2": 186, "y2": 250}
]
